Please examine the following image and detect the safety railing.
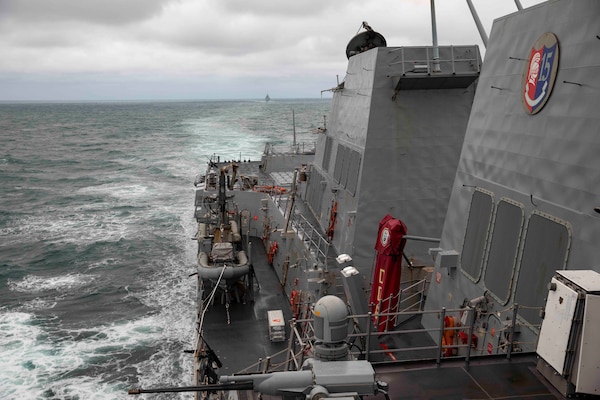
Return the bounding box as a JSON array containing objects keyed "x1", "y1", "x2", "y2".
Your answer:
[
  {"x1": 247, "y1": 302, "x2": 544, "y2": 375},
  {"x1": 387, "y1": 45, "x2": 481, "y2": 76},
  {"x1": 290, "y1": 213, "x2": 330, "y2": 269},
  {"x1": 351, "y1": 303, "x2": 542, "y2": 364},
  {"x1": 269, "y1": 191, "x2": 330, "y2": 269},
  {"x1": 263, "y1": 142, "x2": 316, "y2": 156},
  {"x1": 371, "y1": 279, "x2": 428, "y2": 331}
]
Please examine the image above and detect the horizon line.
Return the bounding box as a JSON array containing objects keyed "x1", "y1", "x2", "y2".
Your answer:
[{"x1": 0, "y1": 97, "x2": 333, "y2": 104}]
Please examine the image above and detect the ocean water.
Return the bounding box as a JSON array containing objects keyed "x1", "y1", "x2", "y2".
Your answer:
[{"x1": 0, "y1": 99, "x2": 330, "y2": 399}]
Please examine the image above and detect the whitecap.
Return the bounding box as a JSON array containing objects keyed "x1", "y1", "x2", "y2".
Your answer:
[
  {"x1": 0, "y1": 311, "x2": 60, "y2": 399},
  {"x1": 3, "y1": 209, "x2": 139, "y2": 246},
  {"x1": 20, "y1": 298, "x2": 58, "y2": 310},
  {"x1": 8, "y1": 273, "x2": 94, "y2": 293},
  {"x1": 77, "y1": 182, "x2": 151, "y2": 202},
  {"x1": 0, "y1": 311, "x2": 146, "y2": 399},
  {"x1": 2, "y1": 253, "x2": 197, "y2": 399}
]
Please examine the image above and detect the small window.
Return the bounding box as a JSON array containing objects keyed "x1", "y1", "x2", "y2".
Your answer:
[
  {"x1": 514, "y1": 212, "x2": 571, "y2": 329},
  {"x1": 346, "y1": 149, "x2": 361, "y2": 196},
  {"x1": 332, "y1": 145, "x2": 360, "y2": 195},
  {"x1": 484, "y1": 199, "x2": 524, "y2": 304},
  {"x1": 340, "y1": 147, "x2": 350, "y2": 188},
  {"x1": 322, "y1": 137, "x2": 333, "y2": 172},
  {"x1": 333, "y1": 144, "x2": 347, "y2": 183},
  {"x1": 461, "y1": 189, "x2": 494, "y2": 281},
  {"x1": 306, "y1": 169, "x2": 325, "y2": 216}
]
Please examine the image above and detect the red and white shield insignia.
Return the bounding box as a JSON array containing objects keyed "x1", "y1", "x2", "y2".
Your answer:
[{"x1": 522, "y1": 32, "x2": 559, "y2": 115}]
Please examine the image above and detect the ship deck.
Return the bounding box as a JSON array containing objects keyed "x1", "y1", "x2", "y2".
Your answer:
[
  {"x1": 368, "y1": 355, "x2": 566, "y2": 400},
  {"x1": 196, "y1": 162, "x2": 581, "y2": 400},
  {"x1": 200, "y1": 235, "x2": 294, "y2": 376},
  {"x1": 198, "y1": 237, "x2": 576, "y2": 400}
]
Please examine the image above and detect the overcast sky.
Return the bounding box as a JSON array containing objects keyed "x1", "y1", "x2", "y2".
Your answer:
[{"x1": 0, "y1": 0, "x2": 546, "y2": 101}]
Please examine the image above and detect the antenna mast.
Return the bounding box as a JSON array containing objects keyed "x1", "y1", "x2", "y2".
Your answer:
[{"x1": 430, "y1": 0, "x2": 441, "y2": 72}]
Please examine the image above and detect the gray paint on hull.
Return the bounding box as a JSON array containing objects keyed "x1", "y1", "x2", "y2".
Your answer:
[
  {"x1": 309, "y1": 46, "x2": 480, "y2": 280},
  {"x1": 423, "y1": 0, "x2": 600, "y2": 350}
]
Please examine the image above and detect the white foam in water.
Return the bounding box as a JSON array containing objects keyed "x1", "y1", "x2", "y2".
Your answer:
[
  {"x1": 77, "y1": 182, "x2": 151, "y2": 202},
  {"x1": 1, "y1": 229, "x2": 198, "y2": 399},
  {"x1": 0, "y1": 311, "x2": 62, "y2": 399},
  {"x1": 20, "y1": 298, "x2": 58, "y2": 311},
  {"x1": 9, "y1": 273, "x2": 94, "y2": 293},
  {"x1": 1, "y1": 100, "x2": 329, "y2": 399},
  {"x1": 4, "y1": 205, "x2": 142, "y2": 246},
  {"x1": 129, "y1": 230, "x2": 197, "y2": 397},
  {"x1": 0, "y1": 307, "x2": 192, "y2": 399},
  {"x1": 185, "y1": 120, "x2": 268, "y2": 161},
  {"x1": 1, "y1": 180, "x2": 167, "y2": 248}
]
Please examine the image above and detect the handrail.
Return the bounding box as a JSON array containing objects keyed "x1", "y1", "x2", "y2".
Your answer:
[
  {"x1": 270, "y1": 193, "x2": 330, "y2": 269},
  {"x1": 263, "y1": 142, "x2": 317, "y2": 156},
  {"x1": 387, "y1": 45, "x2": 481, "y2": 76},
  {"x1": 290, "y1": 212, "x2": 330, "y2": 269},
  {"x1": 264, "y1": 302, "x2": 544, "y2": 374},
  {"x1": 353, "y1": 304, "x2": 542, "y2": 364}
]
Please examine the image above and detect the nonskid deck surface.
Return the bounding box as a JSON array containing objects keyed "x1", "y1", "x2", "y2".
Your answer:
[
  {"x1": 377, "y1": 317, "x2": 438, "y2": 362},
  {"x1": 367, "y1": 354, "x2": 564, "y2": 400},
  {"x1": 200, "y1": 236, "x2": 293, "y2": 376},
  {"x1": 360, "y1": 319, "x2": 567, "y2": 399}
]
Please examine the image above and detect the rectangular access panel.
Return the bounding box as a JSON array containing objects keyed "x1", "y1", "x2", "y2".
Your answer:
[
  {"x1": 537, "y1": 270, "x2": 600, "y2": 396},
  {"x1": 536, "y1": 277, "x2": 579, "y2": 374}
]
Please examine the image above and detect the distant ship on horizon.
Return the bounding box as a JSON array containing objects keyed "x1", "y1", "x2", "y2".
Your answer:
[{"x1": 264, "y1": 93, "x2": 270, "y2": 102}]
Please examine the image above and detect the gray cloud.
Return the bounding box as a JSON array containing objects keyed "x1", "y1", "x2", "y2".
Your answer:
[
  {"x1": 0, "y1": 0, "x2": 168, "y2": 25},
  {"x1": 0, "y1": 0, "x2": 546, "y2": 100}
]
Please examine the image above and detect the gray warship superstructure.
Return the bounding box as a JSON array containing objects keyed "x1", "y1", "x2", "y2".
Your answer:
[
  {"x1": 305, "y1": 41, "x2": 480, "y2": 282},
  {"x1": 420, "y1": 0, "x2": 600, "y2": 396},
  {"x1": 130, "y1": 1, "x2": 600, "y2": 398}
]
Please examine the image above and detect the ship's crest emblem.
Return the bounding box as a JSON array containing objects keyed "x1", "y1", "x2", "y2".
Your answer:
[
  {"x1": 522, "y1": 32, "x2": 559, "y2": 115},
  {"x1": 380, "y1": 227, "x2": 390, "y2": 247}
]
